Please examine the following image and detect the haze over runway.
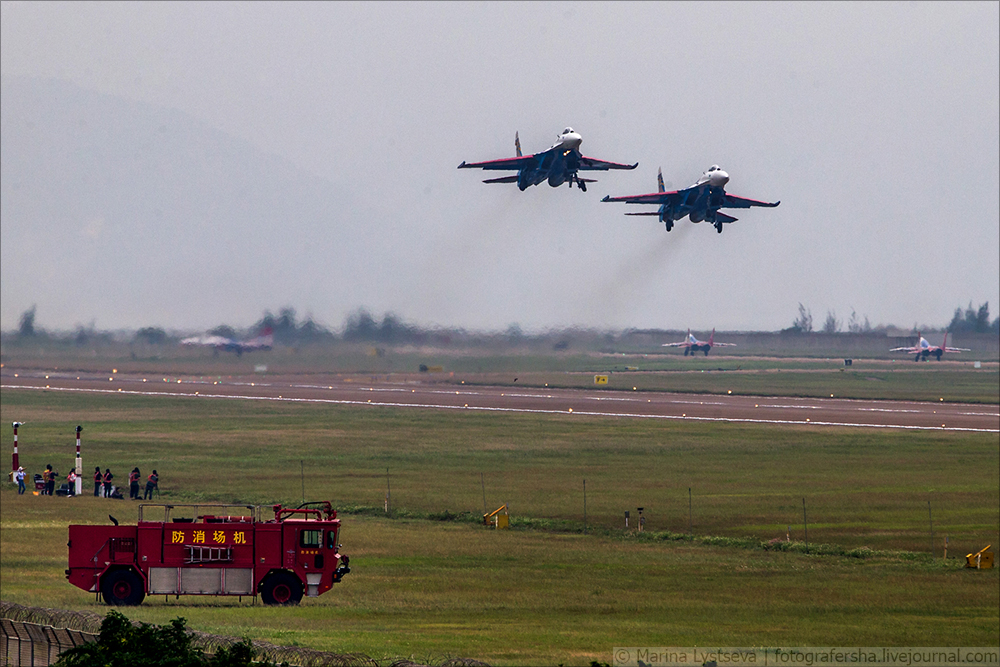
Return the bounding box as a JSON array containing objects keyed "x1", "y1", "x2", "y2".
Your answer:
[{"x1": 1, "y1": 2, "x2": 997, "y2": 334}]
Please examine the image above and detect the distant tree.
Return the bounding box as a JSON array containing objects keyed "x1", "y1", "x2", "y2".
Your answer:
[
  {"x1": 847, "y1": 308, "x2": 873, "y2": 333},
  {"x1": 506, "y1": 323, "x2": 524, "y2": 342},
  {"x1": 343, "y1": 308, "x2": 378, "y2": 341},
  {"x1": 822, "y1": 310, "x2": 841, "y2": 334},
  {"x1": 342, "y1": 309, "x2": 423, "y2": 343},
  {"x1": 976, "y1": 302, "x2": 991, "y2": 332},
  {"x1": 379, "y1": 313, "x2": 403, "y2": 342},
  {"x1": 277, "y1": 307, "x2": 297, "y2": 335},
  {"x1": 135, "y1": 327, "x2": 167, "y2": 345},
  {"x1": 786, "y1": 303, "x2": 813, "y2": 333},
  {"x1": 17, "y1": 305, "x2": 37, "y2": 337},
  {"x1": 297, "y1": 316, "x2": 332, "y2": 343},
  {"x1": 948, "y1": 302, "x2": 991, "y2": 333}
]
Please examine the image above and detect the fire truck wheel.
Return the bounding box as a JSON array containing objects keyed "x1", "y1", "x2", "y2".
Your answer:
[
  {"x1": 260, "y1": 572, "x2": 303, "y2": 605},
  {"x1": 101, "y1": 570, "x2": 145, "y2": 606}
]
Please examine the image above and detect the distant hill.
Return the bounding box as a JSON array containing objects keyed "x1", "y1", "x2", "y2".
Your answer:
[{"x1": 0, "y1": 75, "x2": 390, "y2": 329}]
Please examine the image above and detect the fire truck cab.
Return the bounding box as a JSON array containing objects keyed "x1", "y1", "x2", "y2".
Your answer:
[{"x1": 67, "y1": 502, "x2": 350, "y2": 605}]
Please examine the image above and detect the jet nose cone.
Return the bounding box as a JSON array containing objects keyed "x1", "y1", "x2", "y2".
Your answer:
[
  {"x1": 717, "y1": 170, "x2": 730, "y2": 185},
  {"x1": 561, "y1": 131, "x2": 582, "y2": 149}
]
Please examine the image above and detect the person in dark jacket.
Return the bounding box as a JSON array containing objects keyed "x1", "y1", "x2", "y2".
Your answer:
[
  {"x1": 93, "y1": 467, "x2": 102, "y2": 496},
  {"x1": 144, "y1": 470, "x2": 158, "y2": 499},
  {"x1": 129, "y1": 467, "x2": 141, "y2": 499},
  {"x1": 44, "y1": 465, "x2": 56, "y2": 496},
  {"x1": 102, "y1": 468, "x2": 114, "y2": 498}
]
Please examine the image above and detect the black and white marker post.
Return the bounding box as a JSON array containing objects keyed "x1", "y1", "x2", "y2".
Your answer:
[
  {"x1": 12, "y1": 422, "x2": 22, "y2": 472},
  {"x1": 74, "y1": 426, "x2": 83, "y2": 496}
]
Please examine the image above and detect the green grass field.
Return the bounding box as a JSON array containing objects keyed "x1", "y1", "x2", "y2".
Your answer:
[{"x1": 0, "y1": 386, "x2": 997, "y2": 665}]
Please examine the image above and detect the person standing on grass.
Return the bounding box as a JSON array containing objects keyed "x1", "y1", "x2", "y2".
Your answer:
[
  {"x1": 144, "y1": 470, "x2": 158, "y2": 499},
  {"x1": 67, "y1": 470, "x2": 77, "y2": 496},
  {"x1": 103, "y1": 468, "x2": 114, "y2": 498},
  {"x1": 15, "y1": 467, "x2": 26, "y2": 495},
  {"x1": 44, "y1": 465, "x2": 56, "y2": 496},
  {"x1": 94, "y1": 466, "x2": 102, "y2": 496},
  {"x1": 129, "y1": 467, "x2": 141, "y2": 500}
]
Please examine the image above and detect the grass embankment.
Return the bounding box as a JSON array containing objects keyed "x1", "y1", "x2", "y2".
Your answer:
[
  {"x1": 1, "y1": 390, "x2": 997, "y2": 665},
  {"x1": 458, "y1": 365, "x2": 1000, "y2": 403}
]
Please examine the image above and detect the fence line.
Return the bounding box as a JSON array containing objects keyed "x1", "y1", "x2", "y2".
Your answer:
[
  {"x1": 1, "y1": 602, "x2": 489, "y2": 667},
  {"x1": 1, "y1": 618, "x2": 97, "y2": 666}
]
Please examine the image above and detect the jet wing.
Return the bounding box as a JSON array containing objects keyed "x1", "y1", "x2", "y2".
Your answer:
[
  {"x1": 661, "y1": 341, "x2": 689, "y2": 347},
  {"x1": 711, "y1": 342, "x2": 738, "y2": 347},
  {"x1": 601, "y1": 189, "x2": 685, "y2": 205},
  {"x1": 722, "y1": 194, "x2": 780, "y2": 209},
  {"x1": 181, "y1": 335, "x2": 235, "y2": 347},
  {"x1": 944, "y1": 346, "x2": 971, "y2": 352},
  {"x1": 458, "y1": 155, "x2": 536, "y2": 171},
  {"x1": 889, "y1": 346, "x2": 918, "y2": 352},
  {"x1": 578, "y1": 155, "x2": 638, "y2": 171}
]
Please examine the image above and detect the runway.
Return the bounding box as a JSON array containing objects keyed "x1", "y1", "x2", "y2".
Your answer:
[{"x1": 2, "y1": 369, "x2": 998, "y2": 433}]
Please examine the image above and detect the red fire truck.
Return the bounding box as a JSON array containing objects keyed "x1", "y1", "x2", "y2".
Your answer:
[{"x1": 66, "y1": 502, "x2": 350, "y2": 606}]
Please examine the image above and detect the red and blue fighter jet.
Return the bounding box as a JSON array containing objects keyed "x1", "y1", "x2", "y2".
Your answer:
[
  {"x1": 662, "y1": 329, "x2": 736, "y2": 356},
  {"x1": 602, "y1": 166, "x2": 779, "y2": 233},
  {"x1": 458, "y1": 127, "x2": 637, "y2": 192},
  {"x1": 890, "y1": 332, "x2": 970, "y2": 361}
]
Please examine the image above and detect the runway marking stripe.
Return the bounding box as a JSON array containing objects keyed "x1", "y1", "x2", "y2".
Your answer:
[{"x1": 4, "y1": 384, "x2": 997, "y2": 433}]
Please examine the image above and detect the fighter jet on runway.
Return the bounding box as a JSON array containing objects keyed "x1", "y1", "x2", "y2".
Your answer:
[
  {"x1": 662, "y1": 329, "x2": 736, "y2": 356},
  {"x1": 181, "y1": 327, "x2": 273, "y2": 356},
  {"x1": 601, "y1": 166, "x2": 779, "y2": 233},
  {"x1": 458, "y1": 127, "x2": 637, "y2": 192},
  {"x1": 890, "y1": 333, "x2": 969, "y2": 361}
]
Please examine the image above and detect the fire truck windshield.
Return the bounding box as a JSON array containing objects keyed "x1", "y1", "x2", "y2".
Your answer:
[{"x1": 300, "y1": 530, "x2": 322, "y2": 548}]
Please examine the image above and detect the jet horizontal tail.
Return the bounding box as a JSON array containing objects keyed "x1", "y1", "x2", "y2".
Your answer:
[{"x1": 482, "y1": 175, "x2": 520, "y2": 184}]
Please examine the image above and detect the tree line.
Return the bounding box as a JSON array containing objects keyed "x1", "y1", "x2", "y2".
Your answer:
[
  {"x1": 784, "y1": 302, "x2": 998, "y2": 335},
  {"x1": 7, "y1": 301, "x2": 1000, "y2": 346}
]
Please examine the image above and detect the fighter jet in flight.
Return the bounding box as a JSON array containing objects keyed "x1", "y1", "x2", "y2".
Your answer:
[
  {"x1": 458, "y1": 127, "x2": 637, "y2": 192},
  {"x1": 890, "y1": 332, "x2": 969, "y2": 361},
  {"x1": 181, "y1": 327, "x2": 273, "y2": 356},
  {"x1": 662, "y1": 329, "x2": 736, "y2": 356},
  {"x1": 602, "y1": 166, "x2": 779, "y2": 233}
]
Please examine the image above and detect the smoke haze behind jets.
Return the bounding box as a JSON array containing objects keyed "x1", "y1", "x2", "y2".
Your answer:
[{"x1": 1, "y1": 2, "x2": 997, "y2": 333}]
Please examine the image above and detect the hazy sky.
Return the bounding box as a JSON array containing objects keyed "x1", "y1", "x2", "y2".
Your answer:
[{"x1": 2, "y1": 1, "x2": 998, "y2": 333}]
